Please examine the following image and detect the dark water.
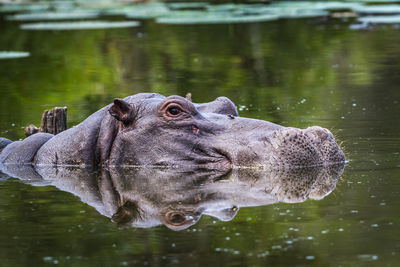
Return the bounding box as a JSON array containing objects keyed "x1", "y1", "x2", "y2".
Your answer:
[{"x1": 1, "y1": 3, "x2": 400, "y2": 266}]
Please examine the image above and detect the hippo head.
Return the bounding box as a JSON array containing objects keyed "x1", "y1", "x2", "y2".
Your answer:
[{"x1": 97, "y1": 93, "x2": 345, "y2": 174}]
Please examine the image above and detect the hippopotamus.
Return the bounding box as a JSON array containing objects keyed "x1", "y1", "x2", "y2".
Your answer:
[
  {"x1": 0, "y1": 93, "x2": 345, "y2": 172},
  {"x1": 0, "y1": 163, "x2": 345, "y2": 230}
]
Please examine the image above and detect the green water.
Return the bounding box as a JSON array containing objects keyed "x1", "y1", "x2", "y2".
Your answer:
[{"x1": 1, "y1": 2, "x2": 400, "y2": 266}]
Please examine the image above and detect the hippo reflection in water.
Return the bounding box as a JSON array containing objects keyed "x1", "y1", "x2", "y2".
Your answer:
[
  {"x1": 0, "y1": 93, "x2": 345, "y2": 170},
  {"x1": 0, "y1": 164, "x2": 345, "y2": 230}
]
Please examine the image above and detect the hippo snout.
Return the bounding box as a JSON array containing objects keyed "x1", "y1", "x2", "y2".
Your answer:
[
  {"x1": 304, "y1": 126, "x2": 346, "y2": 164},
  {"x1": 262, "y1": 126, "x2": 345, "y2": 169}
]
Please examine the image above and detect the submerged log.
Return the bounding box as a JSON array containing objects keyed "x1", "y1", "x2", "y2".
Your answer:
[{"x1": 24, "y1": 107, "x2": 67, "y2": 137}]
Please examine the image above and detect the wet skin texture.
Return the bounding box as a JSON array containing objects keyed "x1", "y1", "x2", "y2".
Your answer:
[{"x1": 0, "y1": 93, "x2": 345, "y2": 174}]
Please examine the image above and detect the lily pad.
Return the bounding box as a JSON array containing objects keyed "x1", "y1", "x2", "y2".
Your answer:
[
  {"x1": 123, "y1": 4, "x2": 170, "y2": 19},
  {"x1": 352, "y1": 0, "x2": 400, "y2": 3},
  {"x1": 167, "y1": 2, "x2": 209, "y2": 10},
  {"x1": 7, "y1": 11, "x2": 100, "y2": 21},
  {"x1": 353, "y1": 5, "x2": 400, "y2": 14},
  {"x1": 0, "y1": 51, "x2": 30, "y2": 59},
  {"x1": 270, "y1": 1, "x2": 362, "y2": 11},
  {"x1": 358, "y1": 15, "x2": 400, "y2": 23},
  {"x1": 273, "y1": 7, "x2": 329, "y2": 19},
  {"x1": 0, "y1": 3, "x2": 50, "y2": 13},
  {"x1": 156, "y1": 11, "x2": 279, "y2": 24},
  {"x1": 20, "y1": 21, "x2": 140, "y2": 30}
]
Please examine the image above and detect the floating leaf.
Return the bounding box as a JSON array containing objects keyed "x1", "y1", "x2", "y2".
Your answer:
[
  {"x1": 20, "y1": 21, "x2": 140, "y2": 30},
  {"x1": 102, "y1": 3, "x2": 170, "y2": 17},
  {"x1": 353, "y1": 5, "x2": 400, "y2": 14},
  {"x1": 7, "y1": 11, "x2": 100, "y2": 21},
  {"x1": 353, "y1": 0, "x2": 400, "y2": 3},
  {"x1": 270, "y1": 1, "x2": 362, "y2": 11},
  {"x1": 0, "y1": 3, "x2": 50, "y2": 13},
  {"x1": 358, "y1": 15, "x2": 400, "y2": 23},
  {"x1": 167, "y1": 2, "x2": 209, "y2": 10},
  {"x1": 0, "y1": 51, "x2": 30, "y2": 59},
  {"x1": 156, "y1": 11, "x2": 279, "y2": 24},
  {"x1": 274, "y1": 7, "x2": 329, "y2": 19},
  {"x1": 123, "y1": 4, "x2": 170, "y2": 19}
]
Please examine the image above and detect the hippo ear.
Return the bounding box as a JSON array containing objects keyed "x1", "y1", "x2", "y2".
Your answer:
[
  {"x1": 111, "y1": 201, "x2": 141, "y2": 225},
  {"x1": 185, "y1": 92, "x2": 192, "y2": 102},
  {"x1": 109, "y1": 98, "x2": 135, "y2": 125}
]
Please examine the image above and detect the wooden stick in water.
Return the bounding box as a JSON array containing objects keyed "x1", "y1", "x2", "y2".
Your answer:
[{"x1": 25, "y1": 107, "x2": 67, "y2": 137}]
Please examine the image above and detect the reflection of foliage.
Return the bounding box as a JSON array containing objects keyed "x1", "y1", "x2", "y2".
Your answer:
[{"x1": 0, "y1": 13, "x2": 396, "y2": 139}]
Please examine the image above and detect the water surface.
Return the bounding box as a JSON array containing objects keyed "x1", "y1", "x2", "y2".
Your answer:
[{"x1": 0, "y1": 1, "x2": 400, "y2": 266}]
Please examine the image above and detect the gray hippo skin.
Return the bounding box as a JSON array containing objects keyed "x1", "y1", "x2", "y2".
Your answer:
[
  {"x1": 0, "y1": 93, "x2": 345, "y2": 172},
  {"x1": 0, "y1": 164, "x2": 345, "y2": 230}
]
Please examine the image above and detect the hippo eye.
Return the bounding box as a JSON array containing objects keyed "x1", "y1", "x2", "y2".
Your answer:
[{"x1": 166, "y1": 105, "x2": 183, "y2": 117}]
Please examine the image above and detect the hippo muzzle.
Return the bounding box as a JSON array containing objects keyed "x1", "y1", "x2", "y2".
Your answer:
[{"x1": 198, "y1": 114, "x2": 345, "y2": 171}]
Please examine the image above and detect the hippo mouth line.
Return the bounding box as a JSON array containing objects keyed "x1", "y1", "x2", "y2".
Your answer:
[{"x1": 186, "y1": 144, "x2": 232, "y2": 172}]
